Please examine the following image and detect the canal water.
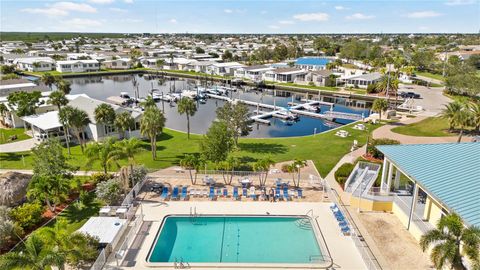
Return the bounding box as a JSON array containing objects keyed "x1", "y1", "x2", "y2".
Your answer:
[{"x1": 66, "y1": 74, "x2": 370, "y2": 138}]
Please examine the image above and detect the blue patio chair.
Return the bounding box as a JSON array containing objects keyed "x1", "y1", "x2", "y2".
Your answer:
[
  {"x1": 339, "y1": 220, "x2": 348, "y2": 227},
  {"x1": 297, "y1": 188, "x2": 303, "y2": 198},
  {"x1": 209, "y1": 186, "x2": 215, "y2": 200},
  {"x1": 233, "y1": 186, "x2": 239, "y2": 200},
  {"x1": 330, "y1": 203, "x2": 338, "y2": 211},
  {"x1": 159, "y1": 187, "x2": 169, "y2": 200},
  {"x1": 335, "y1": 212, "x2": 345, "y2": 222},
  {"x1": 275, "y1": 187, "x2": 281, "y2": 200},
  {"x1": 341, "y1": 226, "x2": 351, "y2": 235},
  {"x1": 242, "y1": 188, "x2": 248, "y2": 197},
  {"x1": 223, "y1": 187, "x2": 228, "y2": 197},
  {"x1": 171, "y1": 186, "x2": 179, "y2": 200},
  {"x1": 216, "y1": 188, "x2": 222, "y2": 197},
  {"x1": 283, "y1": 187, "x2": 290, "y2": 201},
  {"x1": 180, "y1": 186, "x2": 188, "y2": 200}
]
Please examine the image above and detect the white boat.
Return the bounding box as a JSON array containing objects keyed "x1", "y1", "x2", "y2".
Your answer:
[
  {"x1": 119, "y1": 92, "x2": 132, "y2": 100},
  {"x1": 303, "y1": 104, "x2": 320, "y2": 113},
  {"x1": 276, "y1": 109, "x2": 299, "y2": 120},
  {"x1": 181, "y1": 90, "x2": 198, "y2": 99}
]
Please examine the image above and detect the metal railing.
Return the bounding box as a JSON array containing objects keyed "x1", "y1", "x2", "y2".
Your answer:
[
  {"x1": 393, "y1": 195, "x2": 434, "y2": 234},
  {"x1": 329, "y1": 188, "x2": 383, "y2": 270},
  {"x1": 121, "y1": 176, "x2": 148, "y2": 206},
  {"x1": 114, "y1": 214, "x2": 144, "y2": 265},
  {"x1": 90, "y1": 246, "x2": 108, "y2": 270}
]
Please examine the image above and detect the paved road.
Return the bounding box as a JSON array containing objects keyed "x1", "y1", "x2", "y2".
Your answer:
[
  {"x1": 398, "y1": 84, "x2": 450, "y2": 116},
  {"x1": 0, "y1": 138, "x2": 38, "y2": 153},
  {"x1": 415, "y1": 75, "x2": 445, "y2": 86}
]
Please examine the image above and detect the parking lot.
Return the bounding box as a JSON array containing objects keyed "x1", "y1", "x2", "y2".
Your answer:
[{"x1": 398, "y1": 84, "x2": 450, "y2": 116}]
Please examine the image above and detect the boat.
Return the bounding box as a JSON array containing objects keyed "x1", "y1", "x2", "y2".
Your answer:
[
  {"x1": 119, "y1": 92, "x2": 132, "y2": 100},
  {"x1": 181, "y1": 90, "x2": 198, "y2": 100},
  {"x1": 303, "y1": 104, "x2": 320, "y2": 113},
  {"x1": 198, "y1": 98, "x2": 206, "y2": 104},
  {"x1": 276, "y1": 109, "x2": 299, "y2": 120}
]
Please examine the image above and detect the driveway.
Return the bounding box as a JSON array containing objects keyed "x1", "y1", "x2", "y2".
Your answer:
[
  {"x1": 0, "y1": 138, "x2": 38, "y2": 153},
  {"x1": 398, "y1": 84, "x2": 451, "y2": 116}
]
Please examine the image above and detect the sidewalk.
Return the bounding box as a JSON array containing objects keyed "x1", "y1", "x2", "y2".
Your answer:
[{"x1": 0, "y1": 138, "x2": 37, "y2": 153}]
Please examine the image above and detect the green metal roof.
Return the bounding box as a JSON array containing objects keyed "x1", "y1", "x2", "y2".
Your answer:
[{"x1": 377, "y1": 143, "x2": 480, "y2": 228}]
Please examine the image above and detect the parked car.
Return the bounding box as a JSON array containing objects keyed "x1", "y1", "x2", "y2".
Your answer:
[{"x1": 400, "y1": 91, "x2": 421, "y2": 99}]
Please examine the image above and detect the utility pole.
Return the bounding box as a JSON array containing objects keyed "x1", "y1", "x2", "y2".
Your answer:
[{"x1": 442, "y1": 46, "x2": 448, "y2": 77}]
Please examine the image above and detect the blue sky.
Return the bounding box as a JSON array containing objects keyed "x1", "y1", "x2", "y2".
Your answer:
[{"x1": 1, "y1": 0, "x2": 478, "y2": 33}]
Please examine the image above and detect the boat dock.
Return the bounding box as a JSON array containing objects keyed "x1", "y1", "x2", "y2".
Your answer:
[{"x1": 206, "y1": 93, "x2": 364, "y2": 125}]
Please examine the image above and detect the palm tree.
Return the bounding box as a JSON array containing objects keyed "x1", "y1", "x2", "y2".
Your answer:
[
  {"x1": 420, "y1": 213, "x2": 480, "y2": 270},
  {"x1": 140, "y1": 95, "x2": 156, "y2": 109},
  {"x1": 468, "y1": 102, "x2": 480, "y2": 133},
  {"x1": 455, "y1": 109, "x2": 472, "y2": 143},
  {"x1": 177, "y1": 97, "x2": 197, "y2": 139},
  {"x1": 114, "y1": 111, "x2": 135, "y2": 139},
  {"x1": 253, "y1": 157, "x2": 275, "y2": 186},
  {"x1": 55, "y1": 80, "x2": 71, "y2": 95},
  {"x1": 180, "y1": 154, "x2": 201, "y2": 184},
  {"x1": 114, "y1": 137, "x2": 141, "y2": 184},
  {"x1": 284, "y1": 159, "x2": 307, "y2": 188},
  {"x1": 372, "y1": 98, "x2": 389, "y2": 121},
  {"x1": 0, "y1": 234, "x2": 65, "y2": 270},
  {"x1": 94, "y1": 103, "x2": 116, "y2": 136},
  {"x1": 41, "y1": 73, "x2": 57, "y2": 90},
  {"x1": 59, "y1": 106, "x2": 90, "y2": 152},
  {"x1": 140, "y1": 106, "x2": 166, "y2": 159},
  {"x1": 441, "y1": 101, "x2": 467, "y2": 133},
  {"x1": 377, "y1": 74, "x2": 399, "y2": 97},
  {"x1": 85, "y1": 137, "x2": 120, "y2": 174},
  {"x1": 49, "y1": 91, "x2": 72, "y2": 154},
  {"x1": 219, "y1": 156, "x2": 239, "y2": 185}
]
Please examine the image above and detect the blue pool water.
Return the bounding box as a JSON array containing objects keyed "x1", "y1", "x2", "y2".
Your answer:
[{"x1": 148, "y1": 216, "x2": 323, "y2": 264}]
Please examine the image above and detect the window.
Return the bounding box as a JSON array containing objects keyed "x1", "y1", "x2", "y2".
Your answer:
[{"x1": 104, "y1": 125, "x2": 115, "y2": 134}]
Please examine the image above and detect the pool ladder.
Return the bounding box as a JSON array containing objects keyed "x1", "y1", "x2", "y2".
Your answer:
[
  {"x1": 174, "y1": 257, "x2": 189, "y2": 269},
  {"x1": 295, "y1": 218, "x2": 312, "y2": 230},
  {"x1": 189, "y1": 207, "x2": 205, "y2": 225}
]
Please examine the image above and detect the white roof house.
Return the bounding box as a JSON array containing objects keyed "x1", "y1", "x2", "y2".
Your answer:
[
  {"x1": 56, "y1": 60, "x2": 100, "y2": 73},
  {"x1": 22, "y1": 111, "x2": 62, "y2": 131},
  {"x1": 13, "y1": 57, "x2": 54, "y2": 72},
  {"x1": 77, "y1": 217, "x2": 127, "y2": 245}
]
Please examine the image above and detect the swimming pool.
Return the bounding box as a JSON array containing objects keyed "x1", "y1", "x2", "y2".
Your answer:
[{"x1": 147, "y1": 215, "x2": 328, "y2": 266}]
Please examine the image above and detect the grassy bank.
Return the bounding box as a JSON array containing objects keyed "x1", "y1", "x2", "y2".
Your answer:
[
  {"x1": 22, "y1": 68, "x2": 149, "y2": 77},
  {"x1": 415, "y1": 71, "x2": 445, "y2": 82},
  {"x1": 391, "y1": 117, "x2": 452, "y2": 137},
  {"x1": 0, "y1": 128, "x2": 31, "y2": 144},
  {"x1": 0, "y1": 124, "x2": 376, "y2": 178}
]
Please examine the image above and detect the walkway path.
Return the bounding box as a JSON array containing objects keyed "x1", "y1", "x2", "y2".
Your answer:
[
  {"x1": 0, "y1": 169, "x2": 101, "y2": 176},
  {"x1": 0, "y1": 138, "x2": 37, "y2": 153}
]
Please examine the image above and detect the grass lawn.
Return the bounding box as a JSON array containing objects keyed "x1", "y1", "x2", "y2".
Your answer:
[
  {"x1": 415, "y1": 71, "x2": 445, "y2": 82},
  {"x1": 23, "y1": 68, "x2": 149, "y2": 77},
  {"x1": 162, "y1": 69, "x2": 231, "y2": 80},
  {"x1": 269, "y1": 82, "x2": 339, "y2": 92},
  {"x1": 0, "y1": 128, "x2": 31, "y2": 144},
  {"x1": 0, "y1": 124, "x2": 377, "y2": 178},
  {"x1": 391, "y1": 117, "x2": 452, "y2": 137}
]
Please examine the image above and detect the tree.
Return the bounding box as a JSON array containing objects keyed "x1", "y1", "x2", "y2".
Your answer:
[
  {"x1": 219, "y1": 156, "x2": 239, "y2": 185},
  {"x1": 140, "y1": 106, "x2": 166, "y2": 159},
  {"x1": 411, "y1": 50, "x2": 435, "y2": 71},
  {"x1": 155, "y1": 59, "x2": 165, "y2": 69},
  {"x1": 114, "y1": 137, "x2": 141, "y2": 184},
  {"x1": 372, "y1": 99, "x2": 389, "y2": 121},
  {"x1": 468, "y1": 102, "x2": 480, "y2": 133},
  {"x1": 313, "y1": 37, "x2": 330, "y2": 56},
  {"x1": 273, "y1": 44, "x2": 289, "y2": 61},
  {"x1": 283, "y1": 159, "x2": 307, "y2": 188},
  {"x1": 27, "y1": 139, "x2": 75, "y2": 212},
  {"x1": 55, "y1": 80, "x2": 71, "y2": 95},
  {"x1": 94, "y1": 103, "x2": 116, "y2": 135},
  {"x1": 180, "y1": 154, "x2": 201, "y2": 185},
  {"x1": 1, "y1": 65, "x2": 15, "y2": 74},
  {"x1": 200, "y1": 121, "x2": 234, "y2": 164},
  {"x1": 85, "y1": 137, "x2": 120, "y2": 174},
  {"x1": 441, "y1": 101, "x2": 466, "y2": 131},
  {"x1": 377, "y1": 74, "x2": 399, "y2": 97},
  {"x1": 59, "y1": 106, "x2": 90, "y2": 152},
  {"x1": 420, "y1": 213, "x2": 480, "y2": 270},
  {"x1": 95, "y1": 178, "x2": 123, "y2": 205},
  {"x1": 222, "y1": 50, "x2": 233, "y2": 61},
  {"x1": 114, "y1": 111, "x2": 135, "y2": 139},
  {"x1": 216, "y1": 102, "x2": 251, "y2": 147},
  {"x1": 253, "y1": 157, "x2": 275, "y2": 187},
  {"x1": 41, "y1": 73, "x2": 57, "y2": 90},
  {"x1": 140, "y1": 95, "x2": 156, "y2": 109},
  {"x1": 195, "y1": 47, "x2": 205, "y2": 54},
  {"x1": 0, "y1": 234, "x2": 65, "y2": 270},
  {"x1": 177, "y1": 97, "x2": 197, "y2": 139},
  {"x1": 7, "y1": 91, "x2": 42, "y2": 117},
  {"x1": 49, "y1": 90, "x2": 72, "y2": 153},
  {"x1": 129, "y1": 48, "x2": 142, "y2": 63}
]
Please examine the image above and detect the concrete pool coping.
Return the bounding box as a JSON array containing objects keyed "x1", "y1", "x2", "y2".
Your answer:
[
  {"x1": 108, "y1": 202, "x2": 368, "y2": 269},
  {"x1": 145, "y1": 214, "x2": 332, "y2": 268}
]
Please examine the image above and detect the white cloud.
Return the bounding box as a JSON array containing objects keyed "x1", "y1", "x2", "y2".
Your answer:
[
  {"x1": 278, "y1": 20, "x2": 294, "y2": 25},
  {"x1": 345, "y1": 13, "x2": 375, "y2": 20},
  {"x1": 293, "y1": 12, "x2": 330, "y2": 22},
  {"x1": 406, "y1": 11, "x2": 442, "y2": 18},
  {"x1": 335, "y1": 6, "x2": 345, "y2": 10},
  {"x1": 445, "y1": 0, "x2": 475, "y2": 5},
  {"x1": 224, "y1": 9, "x2": 233, "y2": 13},
  {"x1": 109, "y1": 7, "x2": 127, "y2": 12},
  {"x1": 61, "y1": 18, "x2": 102, "y2": 29},
  {"x1": 21, "y1": 2, "x2": 97, "y2": 17},
  {"x1": 88, "y1": 0, "x2": 115, "y2": 4},
  {"x1": 268, "y1": 25, "x2": 280, "y2": 29},
  {"x1": 169, "y1": 18, "x2": 177, "y2": 24}
]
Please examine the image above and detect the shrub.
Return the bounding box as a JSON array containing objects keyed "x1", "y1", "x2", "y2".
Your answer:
[
  {"x1": 90, "y1": 172, "x2": 114, "y2": 184},
  {"x1": 9, "y1": 202, "x2": 44, "y2": 230},
  {"x1": 129, "y1": 166, "x2": 148, "y2": 186},
  {"x1": 96, "y1": 178, "x2": 123, "y2": 205},
  {"x1": 334, "y1": 163, "x2": 355, "y2": 187},
  {"x1": 0, "y1": 206, "x2": 23, "y2": 248},
  {"x1": 367, "y1": 138, "x2": 401, "y2": 159},
  {"x1": 367, "y1": 83, "x2": 379, "y2": 94},
  {"x1": 308, "y1": 81, "x2": 315, "y2": 86}
]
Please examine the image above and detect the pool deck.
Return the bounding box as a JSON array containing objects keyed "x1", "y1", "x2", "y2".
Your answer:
[{"x1": 106, "y1": 202, "x2": 368, "y2": 269}]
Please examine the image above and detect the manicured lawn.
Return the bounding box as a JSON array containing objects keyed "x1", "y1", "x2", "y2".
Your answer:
[
  {"x1": 23, "y1": 68, "x2": 149, "y2": 77},
  {"x1": 162, "y1": 69, "x2": 231, "y2": 79},
  {"x1": 391, "y1": 117, "x2": 452, "y2": 137},
  {"x1": 415, "y1": 71, "x2": 445, "y2": 82},
  {"x1": 0, "y1": 124, "x2": 377, "y2": 178},
  {"x1": 0, "y1": 128, "x2": 31, "y2": 144},
  {"x1": 269, "y1": 82, "x2": 339, "y2": 92}
]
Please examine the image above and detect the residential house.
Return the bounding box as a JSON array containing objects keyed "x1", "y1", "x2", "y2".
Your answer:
[
  {"x1": 294, "y1": 57, "x2": 331, "y2": 71},
  {"x1": 207, "y1": 62, "x2": 245, "y2": 76},
  {"x1": 56, "y1": 60, "x2": 100, "y2": 73},
  {"x1": 263, "y1": 68, "x2": 307, "y2": 83},
  {"x1": 102, "y1": 58, "x2": 132, "y2": 70},
  {"x1": 303, "y1": 70, "x2": 334, "y2": 86},
  {"x1": 340, "y1": 72, "x2": 382, "y2": 89},
  {"x1": 234, "y1": 65, "x2": 274, "y2": 82},
  {"x1": 14, "y1": 57, "x2": 55, "y2": 72}
]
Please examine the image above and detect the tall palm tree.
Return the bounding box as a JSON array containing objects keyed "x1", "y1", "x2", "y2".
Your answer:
[
  {"x1": 85, "y1": 137, "x2": 119, "y2": 174},
  {"x1": 285, "y1": 159, "x2": 307, "y2": 188},
  {"x1": 94, "y1": 103, "x2": 116, "y2": 136},
  {"x1": 177, "y1": 97, "x2": 197, "y2": 139},
  {"x1": 49, "y1": 91, "x2": 72, "y2": 154},
  {"x1": 372, "y1": 98, "x2": 389, "y2": 121},
  {"x1": 441, "y1": 101, "x2": 465, "y2": 131},
  {"x1": 41, "y1": 73, "x2": 57, "y2": 90},
  {"x1": 0, "y1": 234, "x2": 65, "y2": 270},
  {"x1": 114, "y1": 137, "x2": 141, "y2": 185},
  {"x1": 59, "y1": 106, "x2": 90, "y2": 153},
  {"x1": 55, "y1": 80, "x2": 71, "y2": 95},
  {"x1": 253, "y1": 157, "x2": 275, "y2": 186},
  {"x1": 468, "y1": 102, "x2": 480, "y2": 133},
  {"x1": 377, "y1": 74, "x2": 399, "y2": 97},
  {"x1": 140, "y1": 95, "x2": 156, "y2": 109},
  {"x1": 114, "y1": 111, "x2": 135, "y2": 139},
  {"x1": 180, "y1": 154, "x2": 201, "y2": 185},
  {"x1": 420, "y1": 213, "x2": 480, "y2": 270},
  {"x1": 140, "y1": 106, "x2": 166, "y2": 159}
]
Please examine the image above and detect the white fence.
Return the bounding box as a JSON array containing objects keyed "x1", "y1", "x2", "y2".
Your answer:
[
  {"x1": 328, "y1": 188, "x2": 383, "y2": 270},
  {"x1": 114, "y1": 214, "x2": 144, "y2": 265},
  {"x1": 121, "y1": 176, "x2": 147, "y2": 206},
  {"x1": 90, "y1": 247, "x2": 108, "y2": 270}
]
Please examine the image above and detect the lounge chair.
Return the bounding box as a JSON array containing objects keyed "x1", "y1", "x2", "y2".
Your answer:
[
  {"x1": 233, "y1": 186, "x2": 239, "y2": 200},
  {"x1": 159, "y1": 187, "x2": 169, "y2": 200},
  {"x1": 283, "y1": 187, "x2": 290, "y2": 201},
  {"x1": 222, "y1": 187, "x2": 228, "y2": 197},
  {"x1": 180, "y1": 186, "x2": 188, "y2": 200},
  {"x1": 259, "y1": 189, "x2": 266, "y2": 201},
  {"x1": 339, "y1": 220, "x2": 348, "y2": 227},
  {"x1": 189, "y1": 188, "x2": 197, "y2": 198},
  {"x1": 216, "y1": 188, "x2": 222, "y2": 197},
  {"x1": 202, "y1": 188, "x2": 208, "y2": 197},
  {"x1": 297, "y1": 188, "x2": 303, "y2": 198},
  {"x1": 249, "y1": 187, "x2": 257, "y2": 200},
  {"x1": 275, "y1": 187, "x2": 281, "y2": 200},
  {"x1": 330, "y1": 203, "x2": 338, "y2": 211},
  {"x1": 209, "y1": 186, "x2": 215, "y2": 200},
  {"x1": 242, "y1": 188, "x2": 248, "y2": 197},
  {"x1": 341, "y1": 226, "x2": 351, "y2": 235},
  {"x1": 171, "y1": 186, "x2": 179, "y2": 200}
]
